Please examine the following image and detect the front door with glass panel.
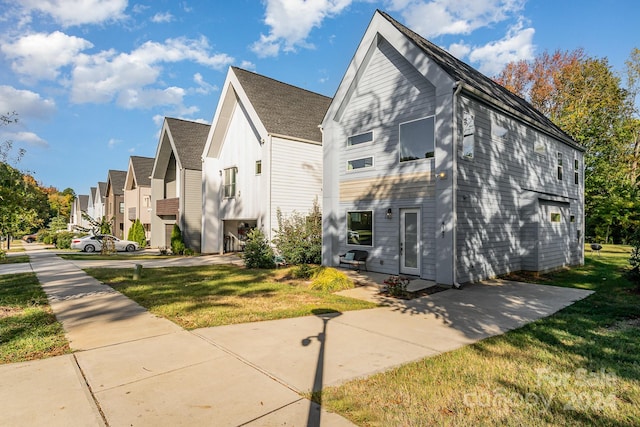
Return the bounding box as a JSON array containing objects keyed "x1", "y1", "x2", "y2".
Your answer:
[{"x1": 400, "y1": 208, "x2": 420, "y2": 275}]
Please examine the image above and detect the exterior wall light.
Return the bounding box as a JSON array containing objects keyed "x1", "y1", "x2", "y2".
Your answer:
[
  {"x1": 438, "y1": 171, "x2": 447, "y2": 180},
  {"x1": 386, "y1": 208, "x2": 392, "y2": 219}
]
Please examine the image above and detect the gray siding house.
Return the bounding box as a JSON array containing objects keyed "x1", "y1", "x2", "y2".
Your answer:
[
  {"x1": 322, "y1": 10, "x2": 584, "y2": 285},
  {"x1": 150, "y1": 117, "x2": 210, "y2": 252},
  {"x1": 105, "y1": 170, "x2": 127, "y2": 238}
]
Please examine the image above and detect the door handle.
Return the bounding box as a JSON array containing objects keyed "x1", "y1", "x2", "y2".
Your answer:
[{"x1": 400, "y1": 242, "x2": 403, "y2": 255}]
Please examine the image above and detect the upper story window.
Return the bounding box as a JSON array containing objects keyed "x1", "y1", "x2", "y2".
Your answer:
[
  {"x1": 143, "y1": 196, "x2": 151, "y2": 208},
  {"x1": 400, "y1": 116, "x2": 435, "y2": 162},
  {"x1": 224, "y1": 167, "x2": 237, "y2": 198},
  {"x1": 347, "y1": 131, "x2": 373, "y2": 147},
  {"x1": 255, "y1": 160, "x2": 262, "y2": 175},
  {"x1": 119, "y1": 202, "x2": 125, "y2": 214},
  {"x1": 574, "y1": 159, "x2": 579, "y2": 185},
  {"x1": 534, "y1": 141, "x2": 546, "y2": 155},
  {"x1": 557, "y1": 152, "x2": 563, "y2": 180},
  {"x1": 347, "y1": 156, "x2": 374, "y2": 171}
]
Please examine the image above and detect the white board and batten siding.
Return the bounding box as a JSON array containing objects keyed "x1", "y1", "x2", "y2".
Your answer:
[{"x1": 182, "y1": 169, "x2": 203, "y2": 252}]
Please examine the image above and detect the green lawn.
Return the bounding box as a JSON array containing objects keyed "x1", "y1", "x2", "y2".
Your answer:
[
  {"x1": 316, "y1": 245, "x2": 640, "y2": 426},
  {"x1": 0, "y1": 255, "x2": 30, "y2": 264},
  {"x1": 0, "y1": 273, "x2": 70, "y2": 364},
  {"x1": 85, "y1": 265, "x2": 377, "y2": 329}
]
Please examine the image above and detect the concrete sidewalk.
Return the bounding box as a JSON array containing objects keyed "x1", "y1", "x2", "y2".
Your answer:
[{"x1": 0, "y1": 245, "x2": 594, "y2": 426}]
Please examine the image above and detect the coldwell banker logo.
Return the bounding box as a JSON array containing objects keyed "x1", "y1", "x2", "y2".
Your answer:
[{"x1": 463, "y1": 368, "x2": 618, "y2": 413}]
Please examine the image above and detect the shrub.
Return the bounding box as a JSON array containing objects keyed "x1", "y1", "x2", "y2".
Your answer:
[
  {"x1": 55, "y1": 231, "x2": 77, "y2": 249},
  {"x1": 272, "y1": 199, "x2": 321, "y2": 265},
  {"x1": 629, "y1": 243, "x2": 640, "y2": 290},
  {"x1": 309, "y1": 267, "x2": 354, "y2": 292},
  {"x1": 243, "y1": 228, "x2": 275, "y2": 269},
  {"x1": 291, "y1": 263, "x2": 318, "y2": 279},
  {"x1": 170, "y1": 224, "x2": 186, "y2": 255},
  {"x1": 128, "y1": 219, "x2": 146, "y2": 247}
]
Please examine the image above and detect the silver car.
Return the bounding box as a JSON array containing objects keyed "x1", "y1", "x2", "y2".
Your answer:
[{"x1": 70, "y1": 235, "x2": 139, "y2": 253}]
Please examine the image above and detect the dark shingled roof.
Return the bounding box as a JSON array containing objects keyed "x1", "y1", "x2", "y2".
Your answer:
[
  {"x1": 97, "y1": 182, "x2": 107, "y2": 200},
  {"x1": 78, "y1": 195, "x2": 89, "y2": 211},
  {"x1": 165, "y1": 118, "x2": 210, "y2": 171},
  {"x1": 89, "y1": 186, "x2": 96, "y2": 201},
  {"x1": 107, "y1": 170, "x2": 127, "y2": 196},
  {"x1": 378, "y1": 10, "x2": 575, "y2": 145},
  {"x1": 232, "y1": 67, "x2": 332, "y2": 142},
  {"x1": 129, "y1": 156, "x2": 154, "y2": 187}
]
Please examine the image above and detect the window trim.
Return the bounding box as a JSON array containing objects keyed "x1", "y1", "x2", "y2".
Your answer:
[
  {"x1": 399, "y1": 115, "x2": 436, "y2": 163},
  {"x1": 346, "y1": 156, "x2": 374, "y2": 172},
  {"x1": 574, "y1": 158, "x2": 579, "y2": 185},
  {"x1": 255, "y1": 160, "x2": 262, "y2": 175},
  {"x1": 557, "y1": 152, "x2": 563, "y2": 180},
  {"x1": 347, "y1": 131, "x2": 374, "y2": 148},
  {"x1": 346, "y1": 210, "x2": 374, "y2": 247},
  {"x1": 550, "y1": 212, "x2": 561, "y2": 223},
  {"x1": 223, "y1": 166, "x2": 237, "y2": 199}
]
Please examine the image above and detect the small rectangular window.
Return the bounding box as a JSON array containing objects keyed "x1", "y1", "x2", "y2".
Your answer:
[
  {"x1": 224, "y1": 167, "x2": 237, "y2": 198},
  {"x1": 557, "y1": 153, "x2": 563, "y2": 180},
  {"x1": 119, "y1": 202, "x2": 125, "y2": 214},
  {"x1": 143, "y1": 196, "x2": 151, "y2": 208},
  {"x1": 400, "y1": 116, "x2": 435, "y2": 162},
  {"x1": 347, "y1": 131, "x2": 373, "y2": 147},
  {"x1": 347, "y1": 211, "x2": 373, "y2": 246},
  {"x1": 255, "y1": 160, "x2": 262, "y2": 175},
  {"x1": 534, "y1": 142, "x2": 546, "y2": 155},
  {"x1": 570, "y1": 215, "x2": 575, "y2": 223},
  {"x1": 347, "y1": 157, "x2": 373, "y2": 171},
  {"x1": 551, "y1": 213, "x2": 561, "y2": 222},
  {"x1": 574, "y1": 159, "x2": 579, "y2": 184}
]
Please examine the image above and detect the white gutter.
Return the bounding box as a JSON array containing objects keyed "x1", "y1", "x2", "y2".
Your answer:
[{"x1": 452, "y1": 81, "x2": 463, "y2": 289}]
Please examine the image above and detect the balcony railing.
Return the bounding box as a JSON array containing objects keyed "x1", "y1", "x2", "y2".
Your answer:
[{"x1": 156, "y1": 197, "x2": 179, "y2": 216}]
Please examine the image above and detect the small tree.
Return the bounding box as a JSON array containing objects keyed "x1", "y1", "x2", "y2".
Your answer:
[
  {"x1": 170, "y1": 223, "x2": 186, "y2": 255},
  {"x1": 628, "y1": 232, "x2": 640, "y2": 291},
  {"x1": 128, "y1": 219, "x2": 146, "y2": 247},
  {"x1": 243, "y1": 228, "x2": 275, "y2": 269},
  {"x1": 272, "y1": 199, "x2": 321, "y2": 265}
]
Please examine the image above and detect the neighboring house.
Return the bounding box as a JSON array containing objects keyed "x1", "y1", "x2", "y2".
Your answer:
[
  {"x1": 150, "y1": 117, "x2": 210, "y2": 251},
  {"x1": 70, "y1": 195, "x2": 90, "y2": 229},
  {"x1": 322, "y1": 10, "x2": 584, "y2": 285},
  {"x1": 105, "y1": 170, "x2": 127, "y2": 238},
  {"x1": 201, "y1": 67, "x2": 331, "y2": 254},
  {"x1": 123, "y1": 156, "x2": 154, "y2": 243},
  {"x1": 87, "y1": 186, "x2": 97, "y2": 219},
  {"x1": 93, "y1": 181, "x2": 107, "y2": 221}
]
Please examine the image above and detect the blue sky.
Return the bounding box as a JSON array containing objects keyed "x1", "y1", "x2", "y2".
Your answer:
[{"x1": 1, "y1": 0, "x2": 638, "y2": 196}]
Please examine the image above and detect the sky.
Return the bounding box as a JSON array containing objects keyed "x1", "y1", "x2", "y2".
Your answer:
[{"x1": 0, "y1": 0, "x2": 638, "y2": 196}]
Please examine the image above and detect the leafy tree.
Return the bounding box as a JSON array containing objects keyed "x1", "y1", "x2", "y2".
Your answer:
[
  {"x1": 272, "y1": 199, "x2": 322, "y2": 265},
  {"x1": 243, "y1": 228, "x2": 275, "y2": 269},
  {"x1": 170, "y1": 223, "x2": 185, "y2": 255}
]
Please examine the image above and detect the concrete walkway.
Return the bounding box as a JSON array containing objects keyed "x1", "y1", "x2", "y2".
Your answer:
[{"x1": 0, "y1": 245, "x2": 594, "y2": 426}]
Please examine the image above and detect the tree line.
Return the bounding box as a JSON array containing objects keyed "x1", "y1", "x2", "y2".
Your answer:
[{"x1": 495, "y1": 48, "x2": 640, "y2": 244}]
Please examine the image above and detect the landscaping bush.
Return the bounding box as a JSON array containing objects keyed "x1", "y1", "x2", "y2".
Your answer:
[
  {"x1": 243, "y1": 228, "x2": 275, "y2": 269},
  {"x1": 170, "y1": 224, "x2": 186, "y2": 255},
  {"x1": 309, "y1": 267, "x2": 354, "y2": 292},
  {"x1": 55, "y1": 231, "x2": 77, "y2": 249},
  {"x1": 272, "y1": 199, "x2": 321, "y2": 265},
  {"x1": 128, "y1": 219, "x2": 146, "y2": 247},
  {"x1": 290, "y1": 264, "x2": 318, "y2": 279}
]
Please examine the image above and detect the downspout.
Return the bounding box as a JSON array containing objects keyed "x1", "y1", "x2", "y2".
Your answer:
[{"x1": 452, "y1": 81, "x2": 463, "y2": 289}]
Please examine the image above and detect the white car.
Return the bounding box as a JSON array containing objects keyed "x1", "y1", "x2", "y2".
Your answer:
[{"x1": 70, "y1": 235, "x2": 139, "y2": 253}]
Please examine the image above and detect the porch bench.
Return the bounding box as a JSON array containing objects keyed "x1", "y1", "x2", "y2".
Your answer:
[{"x1": 339, "y1": 250, "x2": 368, "y2": 271}]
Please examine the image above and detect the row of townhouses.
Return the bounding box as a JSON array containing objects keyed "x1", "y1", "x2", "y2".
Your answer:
[{"x1": 70, "y1": 10, "x2": 585, "y2": 285}]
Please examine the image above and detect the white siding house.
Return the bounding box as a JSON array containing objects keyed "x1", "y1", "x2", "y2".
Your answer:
[
  {"x1": 201, "y1": 67, "x2": 330, "y2": 254},
  {"x1": 93, "y1": 182, "x2": 107, "y2": 221},
  {"x1": 322, "y1": 11, "x2": 584, "y2": 285}
]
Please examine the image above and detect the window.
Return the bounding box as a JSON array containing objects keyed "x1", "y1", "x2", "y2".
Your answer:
[
  {"x1": 255, "y1": 160, "x2": 262, "y2": 175},
  {"x1": 534, "y1": 141, "x2": 546, "y2": 155},
  {"x1": 347, "y1": 211, "x2": 373, "y2": 246},
  {"x1": 347, "y1": 131, "x2": 373, "y2": 147},
  {"x1": 551, "y1": 213, "x2": 561, "y2": 222},
  {"x1": 463, "y1": 112, "x2": 475, "y2": 159},
  {"x1": 400, "y1": 116, "x2": 435, "y2": 162},
  {"x1": 224, "y1": 167, "x2": 237, "y2": 198},
  {"x1": 574, "y1": 159, "x2": 579, "y2": 185},
  {"x1": 143, "y1": 196, "x2": 151, "y2": 208},
  {"x1": 557, "y1": 152, "x2": 563, "y2": 180},
  {"x1": 570, "y1": 215, "x2": 576, "y2": 223},
  {"x1": 119, "y1": 202, "x2": 125, "y2": 214},
  {"x1": 347, "y1": 157, "x2": 373, "y2": 171}
]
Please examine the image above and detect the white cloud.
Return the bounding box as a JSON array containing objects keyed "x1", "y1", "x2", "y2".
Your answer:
[
  {"x1": 3, "y1": 131, "x2": 48, "y2": 148},
  {"x1": 1, "y1": 31, "x2": 93, "y2": 81},
  {"x1": 107, "y1": 138, "x2": 121, "y2": 149},
  {"x1": 193, "y1": 73, "x2": 218, "y2": 95},
  {"x1": 0, "y1": 86, "x2": 56, "y2": 120},
  {"x1": 239, "y1": 60, "x2": 256, "y2": 71},
  {"x1": 151, "y1": 12, "x2": 173, "y2": 23},
  {"x1": 447, "y1": 41, "x2": 471, "y2": 59},
  {"x1": 18, "y1": 0, "x2": 128, "y2": 27},
  {"x1": 468, "y1": 23, "x2": 535, "y2": 76},
  {"x1": 394, "y1": 0, "x2": 526, "y2": 38},
  {"x1": 251, "y1": 0, "x2": 354, "y2": 57},
  {"x1": 69, "y1": 37, "x2": 234, "y2": 106}
]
